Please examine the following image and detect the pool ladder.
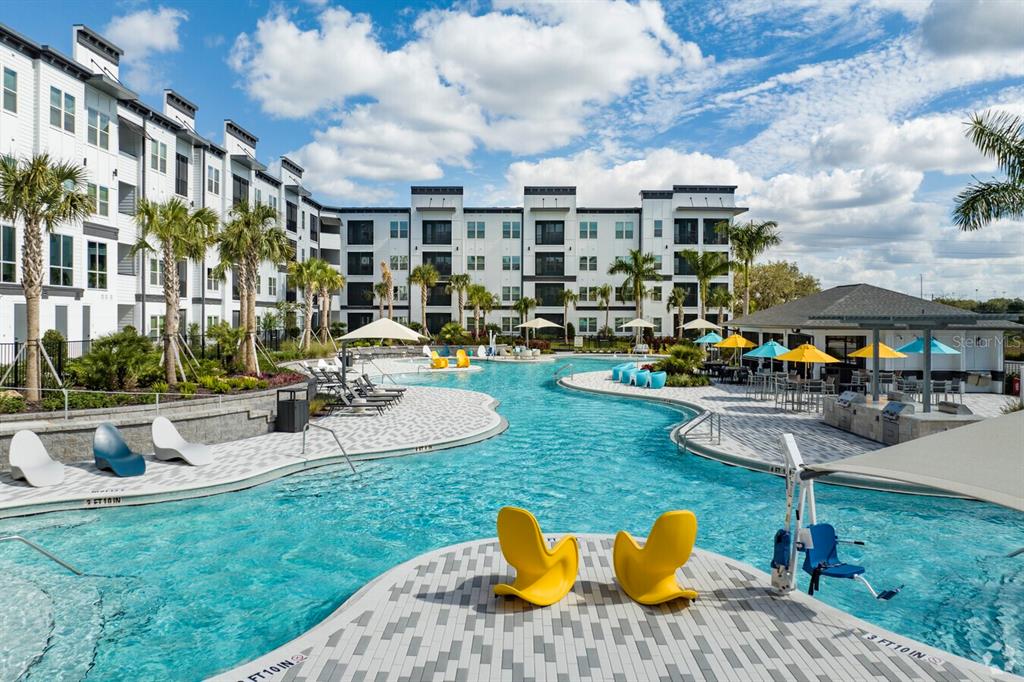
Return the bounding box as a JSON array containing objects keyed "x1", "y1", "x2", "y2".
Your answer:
[
  {"x1": 553, "y1": 363, "x2": 575, "y2": 380},
  {"x1": 302, "y1": 421, "x2": 359, "y2": 477},
  {"x1": 674, "y1": 410, "x2": 721, "y2": 451},
  {"x1": 0, "y1": 535, "x2": 83, "y2": 575}
]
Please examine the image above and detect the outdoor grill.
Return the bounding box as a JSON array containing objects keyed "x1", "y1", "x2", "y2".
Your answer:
[
  {"x1": 833, "y1": 391, "x2": 865, "y2": 431},
  {"x1": 881, "y1": 401, "x2": 915, "y2": 445}
]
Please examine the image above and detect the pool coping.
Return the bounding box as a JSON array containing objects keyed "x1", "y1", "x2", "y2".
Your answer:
[
  {"x1": 557, "y1": 373, "x2": 965, "y2": 499},
  {"x1": 0, "y1": 390, "x2": 508, "y2": 519}
]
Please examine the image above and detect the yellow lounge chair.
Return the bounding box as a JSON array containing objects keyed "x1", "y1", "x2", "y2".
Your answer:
[
  {"x1": 430, "y1": 351, "x2": 449, "y2": 369},
  {"x1": 613, "y1": 510, "x2": 699, "y2": 605},
  {"x1": 494, "y1": 507, "x2": 578, "y2": 606},
  {"x1": 456, "y1": 349, "x2": 470, "y2": 368}
]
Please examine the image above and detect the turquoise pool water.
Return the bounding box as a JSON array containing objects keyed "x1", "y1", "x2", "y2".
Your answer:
[{"x1": 0, "y1": 358, "x2": 1020, "y2": 679}]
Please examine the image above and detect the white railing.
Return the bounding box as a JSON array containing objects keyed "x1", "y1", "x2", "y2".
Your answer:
[
  {"x1": 0, "y1": 535, "x2": 83, "y2": 575},
  {"x1": 674, "y1": 410, "x2": 721, "y2": 451},
  {"x1": 553, "y1": 363, "x2": 575, "y2": 380},
  {"x1": 302, "y1": 421, "x2": 358, "y2": 477},
  {"x1": 0, "y1": 386, "x2": 225, "y2": 422}
]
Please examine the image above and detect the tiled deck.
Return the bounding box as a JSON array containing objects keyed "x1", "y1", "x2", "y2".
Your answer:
[
  {"x1": 561, "y1": 370, "x2": 1009, "y2": 470},
  {"x1": 215, "y1": 535, "x2": 1003, "y2": 682},
  {"x1": 0, "y1": 385, "x2": 505, "y2": 518}
]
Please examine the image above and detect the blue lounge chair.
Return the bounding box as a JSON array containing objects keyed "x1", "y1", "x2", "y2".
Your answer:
[
  {"x1": 611, "y1": 363, "x2": 632, "y2": 381},
  {"x1": 620, "y1": 368, "x2": 638, "y2": 385},
  {"x1": 649, "y1": 371, "x2": 667, "y2": 389},
  {"x1": 93, "y1": 422, "x2": 145, "y2": 477},
  {"x1": 632, "y1": 370, "x2": 651, "y2": 387}
]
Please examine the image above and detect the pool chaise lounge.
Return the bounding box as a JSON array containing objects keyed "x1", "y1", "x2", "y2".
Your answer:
[
  {"x1": 494, "y1": 507, "x2": 578, "y2": 606},
  {"x1": 614, "y1": 510, "x2": 699, "y2": 604},
  {"x1": 93, "y1": 422, "x2": 146, "y2": 477},
  {"x1": 649, "y1": 371, "x2": 667, "y2": 389},
  {"x1": 632, "y1": 369, "x2": 651, "y2": 387},
  {"x1": 8, "y1": 430, "x2": 65, "y2": 487},
  {"x1": 152, "y1": 417, "x2": 214, "y2": 466}
]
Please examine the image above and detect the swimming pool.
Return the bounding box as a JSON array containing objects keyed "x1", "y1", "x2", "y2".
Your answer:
[{"x1": 0, "y1": 358, "x2": 1019, "y2": 679}]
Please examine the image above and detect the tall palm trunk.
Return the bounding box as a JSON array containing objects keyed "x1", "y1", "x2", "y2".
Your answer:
[
  {"x1": 742, "y1": 259, "x2": 752, "y2": 316},
  {"x1": 604, "y1": 302, "x2": 610, "y2": 332},
  {"x1": 320, "y1": 286, "x2": 332, "y2": 342},
  {"x1": 563, "y1": 301, "x2": 570, "y2": 343},
  {"x1": 236, "y1": 261, "x2": 251, "y2": 371},
  {"x1": 162, "y1": 245, "x2": 180, "y2": 385},
  {"x1": 457, "y1": 291, "x2": 465, "y2": 327},
  {"x1": 420, "y1": 288, "x2": 428, "y2": 330},
  {"x1": 245, "y1": 264, "x2": 259, "y2": 374},
  {"x1": 474, "y1": 306, "x2": 481, "y2": 338},
  {"x1": 302, "y1": 287, "x2": 315, "y2": 350},
  {"x1": 21, "y1": 218, "x2": 42, "y2": 402}
]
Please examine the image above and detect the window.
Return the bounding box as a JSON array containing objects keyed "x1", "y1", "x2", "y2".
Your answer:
[
  {"x1": 394, "y1": 285, "x2": 408, "y2": 301},
  {"x1": 468, "y1": 255, "x2": 485, "y2": 271},
  {"x1": 389, "y1": 254, "x2": 409, "y2": 271},
  {"x1": 674, "y1": 218, "x2": 698, "y2": 244},
  {"x1": 347, "y1": 220, "x2": 373, "y2": 245},
  {"x1": 390, "y1": 220, "x2": 409, "y2": 238},
  {"x1": 578, "y1": 256, "x2": 597, "y2": 272},
  {"x1": 150, "y1": 141, "x2": 167, "y2": 173},
  {"x1": 653, "y1": 255, "x2": 663, "y2": 271},
  {"x1": 535, "y1": 283, "x2": 563, "y2": 307},
  {"x1": 579, "y1": 317, "x2": 598, "y2": 333},
  {"x1": 49, "y1": 87, "x2": 75, "y2": 132},
  {"x1": 206, "y1": 315, "x2": 220, "y2": 328},
  {"x1": 87, "y1": 184, "x2": 109, "y2": 217},
  {"x1": 502, "y1": 255, "x2": 521, "y2": 271},
  {"x1": 87, "y1": 108, "x2": 110, "y2": 149},
  {"x1": 614, "y1": 220, "x2": 634, "y2": 239},
  {"x1": 175, "y1": 154, "x2": 189, "y2": 197},
  {"x1": 654, "y1": 220, "x2": 663, "y2": 238},
  {"x1": 206, "y1": 267, "x2": 219, "y2": 292},
  {"x1": 207, "y1": 166, "x2": 220, "y2": 194},
  {"x1": 422, "y1": 220, "x2": 452, "y2": 245},
  {"x1": 422, "y1": 252, "x2": 452, "y2": 276},
  {"x1": 348, "y1": 252, "x2": 374, "y2": 275},
  {"x1": 653, "y1": 318, "x2": 663, "y2": 334},
  {"x1": 467, "y1": 221, "x2": 485, "y2": 238},
  {"x1": 650, "y1": 286, "x2": 662, "y2": 302},
  {"x1": 614, "y1": 317, "x2": 630, "y2": 331},
  {"x1": 535, "y1": 253, "x2": 564, "y2": 277},
  {"x1": 2, "y1": 67, "x2": 15, "y2": 113},
  {"x1": 268, "y1": 277, "x2": 277, "y2": 296},
  {"x1": 502, "y1": 220, "x2": 521, "y2": 239},
  {"x1": 535, "y1": 220, "x2": 564, "y2": 245},
  {"x1": 1, "y1": 225, "x2": 16, "y2": 282},
  {"x1": 149, "y1": 315, "x2": 165, "y2": 340},
  {"x1": 48, "y1": 234, "x2": 73, "y2": 286},
  {"x1": 269, "y1": 195, "x2": 278, "y2": 212},
  {"x1": 579, "y1": 221, "x2": 597, "y2": 239},
  {"x1": 578, "y1": 286, "x2": 591, "y2": 302},
  {"x1": 501, "y1": 316, "x2": 521, "y2": 333},
  {"x1": 502, "y1": 286, "x2": 521, "y2": 302},
  {"x1": 149, "y1": 258, "x2": 164, "y2": 286},
  {"x1": 232, "y1": 174, "x2": 249, "y2": 207},
  {"x1": 615, "y1": 286, "x2": 629, "y2": 302},
  {"x1": 256, "y1": 276, "x2": 262, "y2": 295},
  {"x1": 254, "y1": 188, "x2": 262, "y2": 205},
  {"x1": 87, "y1": 241, "x2": 107, "y2": 289}
]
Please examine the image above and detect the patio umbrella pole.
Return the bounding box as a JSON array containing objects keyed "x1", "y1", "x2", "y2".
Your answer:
[
  {"x1": 923, "y1": 329, "x2": 932, "y2": 413},
  {"x1": 872, "y1": 328, "x2": 880, "y2": 402}
]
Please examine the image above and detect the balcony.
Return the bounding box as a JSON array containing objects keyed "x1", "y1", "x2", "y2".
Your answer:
[
  {"x1": 703, "y1": 218, "x2": 729, "y2": 245},
  {"x1": 534, "y1": 253, "x2": 565, "y2": 277},
  {"x1": 422, "y1": 221, "x2": 452, "y2": 245},
  {"x1": 422, "y1": 252, "x2": 452, "y2": 277},
  {"x1": 535, "y1": 221, "x2": 565, "y2": 245},
  {"x1": 674, "y1": 219, "x2": 698, "y2": 245},
  {"x1": 535, "y1": 283, "x2": 564, "y2": 307}
]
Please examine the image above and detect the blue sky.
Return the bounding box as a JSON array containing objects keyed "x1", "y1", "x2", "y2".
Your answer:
[{"x1": 5, "y1": 0, "x2": 1023, "y2": 297}]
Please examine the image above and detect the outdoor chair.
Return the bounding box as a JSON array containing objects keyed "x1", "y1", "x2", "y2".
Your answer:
[
  {"x1": 632, "y1": 369, "x2": 651, "y2": 387},
  {"x1": 801, "y1": 523, "x2": 865, "y2": 596},
  {"x1": 649, "y1": 371, "x2": 667, "y2": 389},
  {"x1": 93, "y1": 422, "x2": 146, "y2": 477},
  {"x1": 613, "y1": 510, "x2": 699, "y2": 605},
  {"x1": 152, "y1": 417, "x2": 214, "y2": 466},
  {"x1": 8, "y1": 430, "x2": 65, "y2": 487},
  {"x1": 456, "y1": 349, "x2": 471, "y2": 368},
  {"x1": 494, "y1": 507, "x2": 578, "y2": 607}
]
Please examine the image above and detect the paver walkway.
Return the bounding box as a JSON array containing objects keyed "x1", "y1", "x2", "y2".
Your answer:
[
  {"x1": 0, "y1": 385, "x2": 503, "y2": 517},
  {"x1": 215, "y1": 535, "x2": 1006, "y2": 682}
]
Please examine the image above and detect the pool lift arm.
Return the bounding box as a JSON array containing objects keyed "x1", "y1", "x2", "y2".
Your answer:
[{"x1": 772, "y1": 434, "x2": 902, "y2": 601}]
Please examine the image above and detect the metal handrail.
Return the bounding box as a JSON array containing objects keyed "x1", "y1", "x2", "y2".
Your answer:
[
  {"x1": 0, "y1": 535, "x2": 83, "y2": 575},
  {"x1": 674, "y1": 410, "x2": 721, "y2": 451},
  {"x1": 553, "y1": 363, "x2": 575, "y2": 380},
  {"x1": 302, "y1": 421, "x2": 358, "y2": 477}
]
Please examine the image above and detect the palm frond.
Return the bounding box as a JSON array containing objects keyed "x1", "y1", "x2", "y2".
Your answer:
[
  {"x1": 953, "y1": 180, "x2": 1024, "y2": 231},
  {"x1": 966, "y1": 111, "x2": 1024, "y2": 184}
]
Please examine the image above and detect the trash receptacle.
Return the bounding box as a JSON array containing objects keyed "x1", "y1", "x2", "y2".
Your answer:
[{"x1": 276, "y1": 388, "x2": 309, "y2": 433}]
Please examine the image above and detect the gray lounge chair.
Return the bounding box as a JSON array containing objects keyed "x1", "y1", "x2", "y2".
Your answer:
[
  {"x1": 152, "y1": 417, "x2": 213, "y2": 465},
  {"x1": 8, "y1": 430, "x2": 65, "y2": 487}
]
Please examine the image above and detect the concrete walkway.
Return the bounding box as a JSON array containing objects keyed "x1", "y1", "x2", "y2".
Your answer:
[{"x1": 215, "y1": 535, "x2": 1006, "y2": 682}]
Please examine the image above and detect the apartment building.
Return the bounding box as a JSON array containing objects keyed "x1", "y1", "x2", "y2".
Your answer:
[
  {"x1": 0, "y1": 21, "x2": 744, "y2": 346},
  {"x1": 322, "y1": 185, "x2": 745, "y2": 336}
]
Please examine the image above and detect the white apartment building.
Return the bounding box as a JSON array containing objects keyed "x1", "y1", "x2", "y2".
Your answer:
[{"x1": 0, "y1": 21, "x2": 744, "y2": 346}]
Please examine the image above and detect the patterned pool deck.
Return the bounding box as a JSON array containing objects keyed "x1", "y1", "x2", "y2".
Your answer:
[
  {"x1": 214, "y1": 535, "x2": 1008, "y2": 682},
  {"x1": 0, "y1": 385, "x2": 505, "y2": 518}
]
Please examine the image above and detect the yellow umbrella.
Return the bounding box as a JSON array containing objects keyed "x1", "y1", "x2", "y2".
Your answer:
[
  {"x1": 776, "y1": 344, "x2": 840, "y2": 364},
  {"x1": 847, "y1": 342, "x2": 906, "y2": 359},
  {"x1": 714, "y1": 334, "x2": 755, "y2": 349}
]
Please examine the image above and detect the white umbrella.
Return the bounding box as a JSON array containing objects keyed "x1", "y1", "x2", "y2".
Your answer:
[
  {"x1": 516, "y1": 317, "x2": 562, "y2": 345},
  {"x1": 620, "y1": 318, "x2": 655, "y2": 346},
  {"x1": 338, "y1": 318, "x2": 427, "y2": 385},
  {"x1": 681, "y1": 317, "x2": 722, "y2": 331}
]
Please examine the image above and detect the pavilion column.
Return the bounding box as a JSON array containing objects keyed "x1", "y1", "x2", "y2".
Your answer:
[
  {"x1": 922, "y1": 328, "x2": 932, "y2": 413},
  {"x1": 871, "y1": 328, "x2": 880, "y2": 402}
]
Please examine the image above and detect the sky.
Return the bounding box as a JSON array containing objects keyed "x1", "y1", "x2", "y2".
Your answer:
[{"x1": 5, "y1": 0, "x2": 1024, "y2": 299}]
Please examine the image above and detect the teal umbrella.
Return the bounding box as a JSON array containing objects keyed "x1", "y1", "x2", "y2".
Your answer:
[
  {"x1": 695, "y1": 332, "x2": 723, "y2": 345},
  {"x1": 743, "y1": 339, "x2": 789, "y2": 371},
  {"x1": 895, "y1": 337, "x2": 960, "y2": 355}
]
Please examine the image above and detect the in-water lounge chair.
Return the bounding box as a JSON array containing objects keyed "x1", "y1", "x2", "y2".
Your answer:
[
  {"x1": 456, "y1": 349, "x2": 471, "y2": 368},
  {"x1": 614, "y1": 510, "x2": 699, "y2": 604},
  {"x1": 8, "y1": 430, "x2": 65, "y2": 487},
  {"x1": 93, "y1": 422, "x2": 146, "y2": 477},
  {"x1": 649, "y1": 371, "x2": 668, "y2": 389},
  {"x1": 151, "y1": 417, "x2": 213, "y2": 466},
  {"x1": 494, "y1": 507, "x2": 579, "y2": 606},
  {"x1": 431, "y1": 351, "x2": 449, "y2": 369}
]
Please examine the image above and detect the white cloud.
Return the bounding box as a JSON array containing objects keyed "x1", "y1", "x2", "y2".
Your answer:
[
  {"x1": 105, "y1": 7, "x2": 189, "y2": 94},
  {"x1": 921, "y1": 0, "x2": 1024, "y2": 56}
]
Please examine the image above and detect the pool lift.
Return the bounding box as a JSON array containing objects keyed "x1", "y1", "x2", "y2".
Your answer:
[{"x1": 771, "y1": 434, "x2": 903, "y2": 601}]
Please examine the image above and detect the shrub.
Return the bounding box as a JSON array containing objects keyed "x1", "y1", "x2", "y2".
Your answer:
[
  {"x1": 179, "y1": 382, "x2": 197, "y2": 397},
  {"x1": 70, "y1": 329, "x2": 159, "y2": 391},
  {"x1": 0, "y1": 391, "x2": 26, "y2": 413},
  {"x1": 654, "y1": 344, "x2": 705, "y2": 377},
  {"x1": 199, "y1": 376, "x2": 232, "y2": 393},
  {"x1": 266, "y1": 371, "x2": 307, "y2": 388},
  {"x1": 151, "y1": 381, "x2": 170, "y2": 394},
  {"x1": 439, "y1": 321, "x2": 471, "y2": 345},
  {"x1": 406, "y1": 321, "x2": 424, "y2": 333},
  {"x1": 666, "y1": 373, "x2": 710, "y2": 388},
  {"x1": 528, "y1": 339, "x2": 550, "y2": 351},
  {"x1": 42, "y1": 328, "x2": 65, "y2": 357},
  {"x1": 566, "y1": 322, "x2": 575, "y2": 340}
]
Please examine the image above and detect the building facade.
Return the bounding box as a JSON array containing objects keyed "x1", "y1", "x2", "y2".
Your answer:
[{"x1": 0, "y1": 22, "x2": 744, "y2": 345}]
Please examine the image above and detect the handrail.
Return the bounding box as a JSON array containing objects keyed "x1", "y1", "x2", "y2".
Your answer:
[
  {"x1": 367, "y1": 358, "x2": 401, "y2": 386},
  {"x1": 0, "y1": 535, "x2": 83, "y2": 575},
  {"x1": 553, "y1": 363, "x2": 575, "y2": 380},
  {"x1": 674, "y1": 410, "x2": 721, "y2": 452},
  {"x1": 302, "y1": 421, "x2": 358, "y2": 477}
]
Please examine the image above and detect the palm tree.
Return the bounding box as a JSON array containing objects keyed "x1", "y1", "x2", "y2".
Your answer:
[
  {"x1": 373, "y1": 281, "x2": 389, "y2": 319},
  {"x1": 446, "y1": 273, "x2": 472, "y2": 327},
  {"x1": 559, "y1": 288, "x2": 579, "y2": 343},
  {"x1": 596, "y1": 283, "x2": 613, "y2": 334},
  {"x1": 216, "y1": 202, "x2": 292, "y2": 374},
  {"x1": 288, "y1": 258, "x2": 330, "y2": 350},
  {"x1": 667, "y1": 286, "x2": 688, "y2": 336},
  {"x1": 708, "y1": 285, "x2": 733, "y2": 327},
  {"x1": 133, "y1": 198, "x2": 219, "y2": 385},
  {"x1": 512, "y1": 297, "x2": 536, "y2": 341},
  {"x1": 319, "y1": 268, "x2": 345, "y2": 342},
  {"x1": 721, "y1": 219, "x2": 780, "y2": 315},
  {"x1": 954, "y1": 110, "x2": 1024, "y2": 231},
  {"x1": 679, "y1": 249, "x2": 731, "y2": 320},
  {"x1": 607, "y1": 249, "x2": 658, "y2": 318},
  {"x1": 0, "y1": 154, "x2": 91, "y2": 401},
  {"x1": 409, "y1": 263, "x2": 439, "y2": 331},
  {"x1": 467, "y1": 283, "x2": 492, "y2": 338},
  {"x1": 380, "y1": 260, "x2": 394, "y2": 319}
]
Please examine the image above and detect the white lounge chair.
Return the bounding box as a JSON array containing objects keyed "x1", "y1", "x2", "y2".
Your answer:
[
  {"x1": 151, "y1": 417, "x2": 213, "y2": 466},
  {"x1": 9, "y1": 430, "x2": 64, "y2": 487}
]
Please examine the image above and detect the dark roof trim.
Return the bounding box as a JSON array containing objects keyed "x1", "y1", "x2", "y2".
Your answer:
[
  {"x1": 73, "y1": 25, "x2": 123, "y2": 63},
  {"x1": 464, "y1": 207, "x2": 525, "y2": 214},
  {"x1": 411, "y1": 186, "x2": 463, "y2": 195},
  {"x1": 255, "y1": 169, "x2": 281, "y2": 187},
  {"x1": 164, "y1": 89, "x2": 197, "y2": 118},
  {"x1": 577, "y1": 207, "x2": 641, "y2": 214},
  {"x1": 641, "y1": 190, "x2": 673, "y2": 199},
  {"x1": 280, "y1": 157, "x2": 304, "y2": 177},
  {"x1": 123, "y1": 100, "x2": 181, "y2": 134},
  {"x1": 225, "y1": 120, "x2": 258, "y2": 147},
  {"x1": 673, "y1": 185, "x2": 737, "y2": 194},
  {"x1": 524, "y1": 186, "x2": 576, "y2": 196},
  {"x1": 322, "y1": 207, "x2": 411, "y2": 214},
  {"x1": 302, "y1": 196, "x2": 322, "y2": 211},
  {"x1": 82, "y1": 221, "x2": 118, "y2": 240},
  {"x1": 206, "y1": 142, "x2": 226, "y2": 158}
]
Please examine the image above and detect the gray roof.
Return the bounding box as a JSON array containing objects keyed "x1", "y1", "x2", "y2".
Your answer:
[{"x1": 730, "y1": 284, "x2": 1022, "y2": 330}]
